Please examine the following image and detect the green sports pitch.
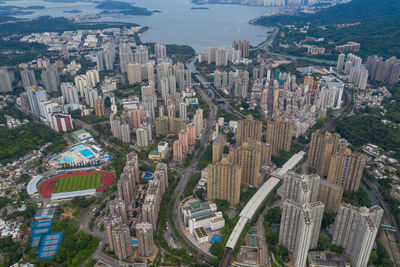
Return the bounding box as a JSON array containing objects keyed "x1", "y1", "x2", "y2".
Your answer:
[{"x1": 53, "y1": 173, "x2": 101, "y2": 193}]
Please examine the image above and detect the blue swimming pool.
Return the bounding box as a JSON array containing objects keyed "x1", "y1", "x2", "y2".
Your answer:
[
  {"x1": 143, "y1": 172, "x2": 154, "y2": 179},
  {"x1": 80, "y1": 149, "x2": 94, "y2": 158},
  {"x1": 63, "y1": 156, "x2": 74, "y2": 163},
  {"x1": 211, "y1": 234, "x2": 221, "y2": 244}
]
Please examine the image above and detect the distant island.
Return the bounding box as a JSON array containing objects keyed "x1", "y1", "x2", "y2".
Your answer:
[
  {"x1": 26, "y1": 5, "x2": 45, "y2": 10},
  {"x1": 64, "y1": 9, "x2": 82, "y2": 13},
  {"x1": 96, "y1": 0, "x2": 153, "y2": 16},
  {"x1": 191, "y1": 7, "x2": 209, "y2": 10}
]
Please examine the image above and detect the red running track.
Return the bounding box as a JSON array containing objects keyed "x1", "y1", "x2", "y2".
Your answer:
[{"x1": 39, "y1": 170, "x2": 115, "y2": 199}]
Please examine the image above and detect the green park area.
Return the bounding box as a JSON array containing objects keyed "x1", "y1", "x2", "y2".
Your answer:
[{"x1": 53, "y1": 173, "x2": 101, "y2": 193}]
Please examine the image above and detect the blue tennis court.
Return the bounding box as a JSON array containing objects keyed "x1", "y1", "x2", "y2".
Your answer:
[
  {"x1": 79, "y1": 149, "x2": 94, "y2": 158},
  {"x1": 211, "y1": 234, "x2": 221, "y2": 244},
  {"x1": 38, "y1": 232, "x2": 63, "y2": 260}
]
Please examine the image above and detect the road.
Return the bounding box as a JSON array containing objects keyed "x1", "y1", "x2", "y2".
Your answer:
[
  {"x1": 158, "y1": 58, "x2": 219, "y2": 265},
  {"x1": 255, "y1": 200, "x2": 279, "y2": 267}
]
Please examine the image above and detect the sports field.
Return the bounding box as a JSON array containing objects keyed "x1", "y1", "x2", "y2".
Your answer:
[{"x1": 53, "y1": 173, "x2": 101, "y2": 193}]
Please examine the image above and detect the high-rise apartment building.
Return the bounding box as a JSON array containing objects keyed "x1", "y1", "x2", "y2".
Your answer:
[
  {"x1": 110, "y1": 113, "x2": 131, "y2": 143},
  {"x1": 41, "y1": 65, "x2": 60, "y2": 92},
  {"x1": 327, "y1": 147, "x2": 366, "y2": 191},
  {"x1": 136, "y1": 127, "x2": 150, "y2": 148},
  {"x1": 179, "y1": 102, "x2": 187, "y2": 120},
  {"x1": 337, "y1": 53, "x2": 345, "y2": 71},
  {"x1": 366, "y1": 55, "x2": 400, "y2": 84},
  {"x1": 86, "y1": 69, "x2": 100, "y2": 86},
  {"x1": 265, "y1": 117, "x2": 293, "y2": 154},
  {"x1": 279, "y1": 200, "x2": 324, "y2": 267},
  {"x1": 109, "y1": 198, "x2": 128, "y2": 224},
  {"x1": 27, "y1": 86, "x2": 48, "y2": 117},
  {"x1": 0, "y1": 68, "x2": 12, "y2": 92},
  {"x1": 119, "y1": 44, "x2": 134, "y2": 73},
  {"x1": 112, "y1": 224, "x2": 132, "y2": 260},
  {"x1": 21, "y1": 69, "x2": 37, "y2": 88},
  {"x1": 155, "y1": 43, "x2": 167, "y2": 60},
  {"x1": 349, "y1": 66, "x2": 368, "y2": 89},
  {"x1": 74, "y1": 74, "x2": 88, "y2": 95},
  {"x1": 333, "y1": 204, "x2": 383, "y2": 267},
  {"x1": 245, "y1": 138, "x2": 272, "y2": 165},
  {"x1": 155, "y1": 162, "x2": 168, "y2": 194},
  {"x1": 232, "y1": 40, "x2": 250, "y2": 58},
  {"x1": 186, "y1": 122, "x2": 196, "y2": 146},
  {"x1": 236, "y1": 115, "x2": 263, "y2": 146},
  {"x1": 228, "y1": 142, "x2": 261, "y2": 187},
  {"x1": 104, "y1": 215, "x2": 122, "y2": 252},
  {"x1": 83, "y1": 86, "x2": 98, "y2": 107},
  {"x1": 167, "y1": 104, "x2": 176, "y2": 135},
  {"x1": 207, "y1": 157, "x2": 242, "y2": 205},
  {"x1": 173, "y1": 139, "x2": 183, "y2": 162},
  {"x1": 281, "y1": 172, "x2": 320, "y2": 205},
  {"x1": 127, "y1": 63, "x2": 142, "y2": 84},
  {"x1": 194, "y1": 108, "x2": 203, "y2": 139},
  {"x1": 94, "y1": 97, "x2": 105, "y2": 117},
  {"x1": 317, "y1": 180, "x2": 343, "y2": 213},
  {"x1": 49, "y1": 112, "x2": 73, "y2": 132},
  {"x1": 212, "y1": 135, "x2": 225, "y2": 163},
  {"x1": 61, "y1": 82, "x2": 79, "y2": 104},
  {"x1": 307, "y1": 131, "x2": 340, "y2": 177},
  {"x1": 136, "y1": 222, "x2": 155, "y2": 257},
  {"x1": 134, "y1": 45, "x2": 149, "y2": 64},
  {"x1": 155, "y1": 116, "x2": 169, "y2": 136}
]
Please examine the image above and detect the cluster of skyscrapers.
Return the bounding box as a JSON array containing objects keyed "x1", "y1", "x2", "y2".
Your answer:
[
  {"x1": 366, "y1": 55, "x2": 400, "y2": 84},
  {"x1": 105, "y1": 152, "x2": 168, "y2": 259},
  {"x1": 337, "y1": 53, "x2": 368, "y2": 89},
  {"x1": 278, "y1": 169, "x2": 382, "y2": 267},
  {"x1": 207, "y1": 115, "x2": 294, "y2": 204}
]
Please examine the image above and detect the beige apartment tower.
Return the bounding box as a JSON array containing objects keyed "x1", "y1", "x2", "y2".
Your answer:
[
  {"x1": 207, "y1": 157, "x2": 242, "y2": 205},
  {"x1": 317, "y1": 180, "x2": 344, "y2": 213},
  {"x1": 245, "y1": 138, "x2": 272, "y2": 165},
  {"x1": 212, "y1": 135, "x2": 225, "y2": 163},
  {"x1": 265, "y1": 117, "x2": 293, "y2": 155},
  {"x1": 327, "y1": 147, "x2": 367, "y2": 191},
  {"x1": 307, "y1": 131, "x2": 340, "y2": 177},
  {"x1": 136, "y1": 222, "x2": 155, "y2": 257},
  {"x1": 228, "y1": 142, "x2": 262, "y2": 187},
  {"x1": 236, "y1": 115, "x2": 263, "y2": 146}
]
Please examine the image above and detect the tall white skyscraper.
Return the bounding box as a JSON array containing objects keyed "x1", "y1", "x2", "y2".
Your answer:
[
  {"x1": 0, "y1": 68, "x2": 12, "y2": 92},
  {"x1": 86, "y1": 69, "x2": 100, "y2": 86},
  {"x1": 179, "y1": 102, "x2": 187, "y2": 120},
  {"x1": 155, "y1": 43, "x2": 167, "y2": 60},
  {"x1": 61, "y1": 82, "x2": 79, "y2": 104},
  {"x1": 333, "y1": 204, "x2": 383, "y2": 267},
  {"x1": 279, "y1": 200, "x2": 324, "y2": 267},
  {"x1": 127, "y1": 63, "x2": 142, "y2": 84},
  {"x1": 194, "y1": 108, "x2": 203, "y2": 138},
  {"x1": 281, "y1": 172, "x2": 320, "y2": 205},
  {"x1": 337, "y1": 53, "x2": 345, "y2": 71},
  {"x1": 136, "y1": 127, "x2": 150, "y2": 148},
  {"x1": 21, "y1": 69, "x2": 37, "y2": 89}
]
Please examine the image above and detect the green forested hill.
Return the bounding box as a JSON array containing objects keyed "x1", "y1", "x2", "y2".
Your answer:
[{"x1": 254, "y1": 0, "x2": 400, "y2": 59}]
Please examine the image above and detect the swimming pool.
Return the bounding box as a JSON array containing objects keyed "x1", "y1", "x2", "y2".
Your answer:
[
  {"x1": 80, "y1": 149, "x2": 94, "y2": 158},
  {"x1": 211, "y1": 234, "x2": 221, "y2": 244},
  {"x1": 143, "y1": 172, "x2": 154, "y2": 179},
  {"x1": 63, "y1": 156, "x2": 74, "y2": 163}
]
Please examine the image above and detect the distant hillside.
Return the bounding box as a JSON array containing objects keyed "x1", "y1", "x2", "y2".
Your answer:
[
  {"x1": 254, "y1": 0, "x2": 400, "y2": 59},
  {"x1": 255, "y1": 0, "x2": 400, "y2": 26}
]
